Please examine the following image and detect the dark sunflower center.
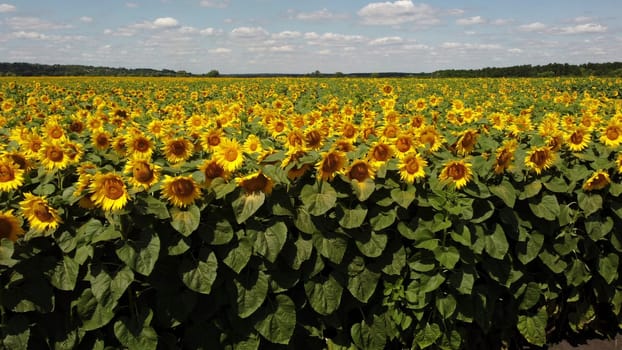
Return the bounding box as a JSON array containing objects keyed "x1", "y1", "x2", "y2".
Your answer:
[
  {"x1": 171, "y1": 179, "x2": 195, "y2": 197},
  {"x1": 103, "y1": 178, "x2": 124, "y2": 200}
]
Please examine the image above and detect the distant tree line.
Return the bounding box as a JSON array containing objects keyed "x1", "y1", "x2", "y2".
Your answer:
[{"x1": 1, "y1": 61, "x2": 622, "y2": 78}]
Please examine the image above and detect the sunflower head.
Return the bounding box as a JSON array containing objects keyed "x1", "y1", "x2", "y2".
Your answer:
[
  {"x1": 20, "y1": 193, "x2": 61, "y2": 233},
  {"x1": 90, "y1": 172, "x2": 130, "y2": 211},
  {"x1": 127, "y1": 133, "x2": 154, "y2": 159},
  {"x1": 316, "y1": 150, "x2": 346, "y2": 182},
  {"x1": 565, "y1": 126, "x2": 591, "y2": 152},
  {"x1": 39, "y1": 141, "x2": 69, "y2": 171},
  {"x1": 583, "y1": 170, "x2": 610, "y2": 192},
  {"x1": 600, "y1": 122, "x2": 622, "y2": 148},
  {"x1": 124, "y1": 158, "x2": 160, "y2": 190},
  {"x1": 213, "y1": 138, "x2": 244, "y2": 172},
  {"x1": 0, "y1": 210, "x2": 24, "y2": 242},
  {"x1": 163, "y1": 137, "x2": 193, "y2": 163},
  {"x1": 347, "y1": 160, "x2": 375, "y2": 182},
  {"x1": 398, "y1": 153, "x2": 427, "y2": 184},
  {"x1": 439, "y1": 160, "x2": 473, "y2": 189},
  {"x1": 525, "y1": 146, "x2": 556, "y2": 175},
  {"x1": 0, "y1": 157, "x2": 25, "y2": 192},
  {"x1": 368, "y1": 141, "x2": 394, "y2": 166},
  {"x1": 161, "y1": 175, "x2": 202, "y2": 208},
  {"x1": 237, "y1": 172, "x2": 273, "y2": 195},
  {"x1": 198, "y1": 159, "x2": 229, "y2": 186}
]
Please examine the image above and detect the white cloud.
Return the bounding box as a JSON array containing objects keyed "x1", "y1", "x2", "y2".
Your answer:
[
  {"x1": 492, "y1": 18, "x2": 513, "y2": 25},
  {"x1": 368, "y1": 36, "x2": 403, "y2": 45},
  {"x1": 272, "y1": 30, "x2": 302, "y2": 39},
  {"x1": 294, "y1": 8, "x2": 347, "y2": 21},
  {"x1": 79, "y1": 16, "x2": 93, "y2": 23},
  {"x1": 125, "y1": 2, "x2": 138, "y2": 8},
  {"x1": 306, "y1": 32, "x2": 366, "y2": 46},
  {"x1": 5, "y1": 16, "x2": 72, "y2": 30},
  {"x1": 0, "y1": 3, "x2": 16, "y2": 12},
  {"x1": 12, "y1": 31, "x2": 46, "y2": 40},
  {"x1": 199, "y1": 0, "x2": 229, "y2": 8},
  {"x1": 440, "y1": 42, "x2": 501, "y2": 50},
  {"x1": 153, "y1": 17, "x2": 179, "y2": 28},
  {"x1": 518, "y1": 22, "x2": 548, "y2": 32},
  {"x1": 558, "y1": 23, "x2": 606, "y2": 34},
  {"x1": 456, "y1": 16, "x2": 485, "y2": 25},
  {"x1": 269, "y1": 45, "x2": 295, "y2": 52},
  {"x1": 357, "y1": 1, "x2": 439, "y2": 26},
  {"x1": 200, "y1": 27, "x2": 221, "y2": 36},
  {"x1": 209, "y1": 47, "x2": 231, "y2": 54},
  {"x1": 507, "y1": 48, "x2": 523, "y2": 53},
  {"x1": 231, "y1": 26, "x2": 269, "y2": 39}
]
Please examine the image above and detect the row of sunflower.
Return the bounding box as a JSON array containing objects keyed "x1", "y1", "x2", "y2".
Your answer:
[{"x1": 1, "y1": 76, "x2": 622, "y2": 349}]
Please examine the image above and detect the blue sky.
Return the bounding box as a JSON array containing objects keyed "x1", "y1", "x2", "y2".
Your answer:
[{"x1": 0, "y1": 1, "x2": 620, "y2": 74}]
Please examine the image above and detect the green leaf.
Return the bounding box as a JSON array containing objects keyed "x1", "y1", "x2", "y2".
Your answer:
[
  {"x1": 180, "y1": 250, "x2": 218, "y2": 294},
  {"x1": 391, "y1": 186, "x2": 416, "y2": 208},
  {"x1": 0, "y1": 239, "x2": 17, "y2": 267},
  {"x1": 290, "y1": 237, "x2": 313, "y2": 270},
  {"x1": 489, "y1": 180, "x2": 516, "y2": 208},
  {"x1": 347, "y1": 265, "x2": 381, "y2": 303},
  {"x1": 585, "y1": 215, "x2": 613, "y2": 241},
  {"x1": 313, "y1": 234, "x2": 347, "y2": 264},
  {"x1": 355, "y1": 232, "x2": 388, "y2": 258},
  {"x1": 539, "y1": 249, "x2": 567, "y2": 274},
  {"x1": 223, "y1": 238, "x2": 253, "y2": 274},
  {"x1": 542, "y1": 176, "x2": 569, "y2": 193},
  {"x1": 448, "y1": 270, "x2": 474, "y2": 295},
  {"x1": 304, "y1": 274, "x2": 343, "y2": 315},
  {"x1": 351, "y1": 178, "x2": 375, "y2": 201},
  {"x1": 2, "y1": 316, "x2": 30, "y2": 350},
  {"x1": 169, "y1": 205, "x2": 201, "y2": 236},
  {"x1": 253, "y1": 221, "x2": 287, "y2": 263},
  {"x1": 294, "y1": 207, "x2": 317, "y2": 234},
  {"x1": 598, "y1": 253, "x2": 619, "y2": 284},
  {"x1": 91, "y1": 225, "x2": 122, "y2": 243},
  {"x1": 433, "y1": 246, "x2": 460, "y2": 269},
  {"x1": 211, "y1": 177, "x2": 237, "y2": 199},
  {"x1": 47, "y1": 256, "x2": 79, "y2": 291},
  {"x1": 369, "y1": 208, "x2": 396, "y2": 231},
  {"x1": 517, "y1": 307, "x2": 548, "y2": 347},
  {"x1": 436, "y1": 295, "x2": 457, "y2": 319},
  {"x1": 113, "y1": 311, "x2": 158, "y2": 350},
  {"x1": 577, "y1": 192, "x2": 602, "y2": 217},
  {"x1": 252, "y1": 294, "x2": 296, "y2": 345},
  {"x1": 517, "y1": 232, "x2": 544, "y2": 265},
  {"x1": 519, "y1": 180, "x2": 542, "y2": 200},
  {"x1": 528, "y1": 194, "x2": 560, "y2": 221},
  {"x1": 339, "y1": 205, "x2": 367, "y2": 229},
  {"x1": 415, "y1": 323, "x2": 442, "y2": 349},
  {"x1": 75, "y1": 288, "x2": 116, "y2": 331},
  {"x1": 235, "y1": 270, "x2": 269, "y2": 318},
  {"x1": 351, "y1": 316, "x2": 387, "y2": 350},
  {"x1": 519, "y1": 282, "x2": 542, "y2": 310},
  {"x1": 115, "y1": 230, "x2": 160, "y2": 276},
  {"x1": 142, "y1": 194, "x2": 170, "y2": 219},
  {"x1": 202, "y1": 218, "x2": 234, "y2": 245},
  {"x1": 300, "y1": 182, "x2": 337, "y2": 216},
  {"x1": 90, "y1": 266, "x2": 134, "y2": 305},
  {"x1": 232, "y1": 192, "x2": 265, "y2": 224},
  {"x1": 484, "y1": 224, "x2": 509, "y2": 260}
]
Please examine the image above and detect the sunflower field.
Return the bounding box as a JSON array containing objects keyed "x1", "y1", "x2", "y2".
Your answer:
[{"x1": 1, "y1": 76, "x2": 622, "y2": 349}]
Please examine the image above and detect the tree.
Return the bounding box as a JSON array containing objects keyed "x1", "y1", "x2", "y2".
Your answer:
[{"x1": 206, "y1": 69, "x2": 220, "y2": 77}]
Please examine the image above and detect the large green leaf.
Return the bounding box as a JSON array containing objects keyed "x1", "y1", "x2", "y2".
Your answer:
[
  {"x1": 369, "y1": 208, "x2": 396, "y2": 231},
  {"x1": 223, "y1": 237, "x2": 253, "y2": 274},
  {"x1": 577, "y1": 192, "x2": 602, "y2": 217},
  {"x1": 355, "y1": 232, "x2": 388, "y2": 258},
  {"x1": 351, "y1": 315, "x2": 388, "y2": 350},
  {"x1": 169, "y1": 205, "x2": 201, "y2": 237},
  {"x1": 113, "y1": 309, "x2": 158, "y2": 350},
  {"x1": 433, "y1": 246, "x2": 460, "y2": 269},
  {"x1": 180, "y1": 250, "x2": 218, "y2": 294},
  {"x1": 300, "y1": 182, "x2": 337, "y2": 216},
  {"x1": 390, "y1": 186, "x2": 416, "y2": 209},
  {"x1": 47, "y1": 255, "x2": 79, "y2": 291},
  {"x1": 528, "y1": 194, "x2": 560, "y2": 221},
  {"x1": 519, "y1": 282, "x2": 542, "y2": 310},
  {"x1": 116, "y1": 230, "x2": 160, "y2": 276},
  {"x1": 517, "y1": 232, "x2": 544, "y2": 265},
  {"x1": 253, "y1": 221, "x2": 287, "y2": 263},
  {"x1": 415, "y1": 322, "x2": 442, "y2": 349},
  {"x1": 252, "y1": 294, "x2": 296, "y2": 345},
  {"x1": 232, "y1": 192, "x2": 266, "y2": 224},
  {"x1": 435, "y1": 294, "x2": 457, "y2": 319},
  {"x1": 519, "y1": 180, "x2": 542, "y2": 200},
  {"x1": 484, "y1": 224, "x2": 509, "y2": 260},
  {"x1": 74, "y1": 288, "x2": 116, "y2": 331},
  {"x1": 489, "y1": 180, "x2": 516, "y2": 208},
  {"x1": 347, "y1": 265, "x2": 381, "y2": 303},
  {"x1": 585, "y1": 215, "x2": 613, "y2": 241},
  {"x1": 339, "y1": 205, "x2": 367, "y2": 229},
  {"x1": 235, "y1": 270, "x2": 269, "y2": 318},
  {"x1": 90, "y1": 265, "x2": 134, "y2": 305},
  {"x1": 598, "y1": 253, "x2": 619, "y2": 284},
  {"x1": 2, "y1": 316, "x2": 30, "y2": 350},
  {"x1": 517, "y1": 307, "x2": 548, "y2": 346},
  {"x1": 304, "y1": 274, "x2": 343, "y2": 315},
  {"x1": 313, "y1": 234, "x2": 347, "y2": 264}
]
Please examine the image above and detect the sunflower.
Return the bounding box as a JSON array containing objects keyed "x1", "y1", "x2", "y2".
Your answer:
[
  {"x1": 43, "y1": 121, "x2": 66, "y2": 142},
  {"x1": 20, "y1": 193, "x2": 61, "y2": 233},
  {"x1": 126, "y1": 133, "x2": 154, "y2": 159},
  {"x1": 333, "y1": 138, "x2": 356, "y2": 153},
  {"x1": 316, "y1": 150, "x2": 346, "y2": 182},
  {"x1": 285, "y1": 130, "x2": 306, "y2": 151},
  {"x1": 213, "y1": 138, "x2": 244, "y2": 172},
  {"x1": 379, "y1": 123, "x2": 400, "y2": 140},
  {"x1": 202, "y1": 128, "x2": 223, "y2": 152},
  {"x1": 0, "y1": 210, "x2": 24, "y2": 242},
  {"x1": 417, "y1": 125, "x2": 444, "y2": 152},
  {"x1": 454, "y1": 129, "x2": 479, "y2": 156},
  {"x1": 163, "y1": 137, "x2": 193, "y2": 164},
  {"x1": 340, "y1": 122, "x2": 358, "y2": 141},
  {"x1": 112, "y1": 135, "x2": 128, "y2": 156},
  {"x1": 198, "y1": 159, "x2": 229, "y2": 187},
  {"x1": 493, "y1": 139, "x2": 518, "y2": 174},
  {"x1": 394, "y1": 133, "x2": 415, "y2": 158},
  {"x1": 161, "y1": 175, "x2": 201, "y2": 208},
  {"x1": 617, "y1": 153, "x2": 622, "y2": 174},
  {"x1": 305, "y1": 129, "x2": 324, "y2": 150},
  {"x1": 19, "y1": 132, "x2": 44, "y2": 159},
  {"x1": 124, "y1": 158, "x2": 161, "y2": 190},
  {"x1": 3, "y1": 151, "x2": 33, "y2": 172},
  {"x1": 439, "y1": 159, "x2": 473, "y2": 189},
  {"x1": 582, "y1": 170, "x2": 610, "y2": 191},
  {"x1": 92, "y1": 130, "x2": 112, "y2": 151},
  {"x1": 236, "y1": 172, "x2": 273, "y2": 195},
  {"x1": 243, "y1": 134, "x2": 263, "y2": 154},
  {"x1": 65, "y1": 141, "x2": 84, "y2": 165},
  {"x1": 565, "y1": 126, "x2": 591, "y2": 152},
  {"x1": 367, "y1": 141, "x2": 394, "y2": 167},
  {"x1": 398, "y1": 153, "x2": 427, "y2": 184},
  {"x1": 0, "y1": 157, "x2": 25, "y2": 192},
  {"x1": 599, "y1": 121, "x2": 622, "y2": 148},
  {"x1": 346, "y1": 160, "x2": 375, "y2": 182},
  {"x1": 524, "y1": 146, "x2": 555, "y2": 175},
  {"x1": 89, "y1": 172, "x2": 130, "y2": 211},
  {"x1": 39, "y1": 141, "x2": 70, "y2": 171}
]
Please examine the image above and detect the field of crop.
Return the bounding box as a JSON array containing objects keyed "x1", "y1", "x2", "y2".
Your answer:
[{"x1": 1, "y1": 76, "x2": 622, "y2": 349}]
